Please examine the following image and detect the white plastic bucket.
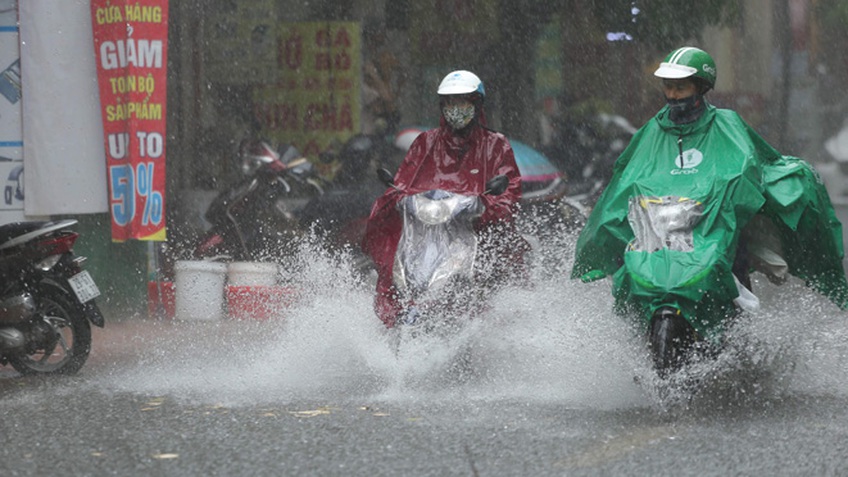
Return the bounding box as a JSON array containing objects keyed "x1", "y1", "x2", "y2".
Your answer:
[
  {"x1": 174, "y1": 260, "x2": 227, "y2": 321},
  {"x1": 227, "y1": 262, "x2": 279, "y2": 287}
]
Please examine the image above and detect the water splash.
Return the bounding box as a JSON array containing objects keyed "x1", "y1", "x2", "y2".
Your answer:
[
  {"x1": 638, "y1": 275, "x2": 848, "y2": 414},
  {"x1": 92, "y1": 232, "x2": 848, "y2": 412}
]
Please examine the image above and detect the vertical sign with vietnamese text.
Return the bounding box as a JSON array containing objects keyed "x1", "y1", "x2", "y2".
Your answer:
[{"x1": 91, "y1": 1, "x2": 168, "y2": 241}]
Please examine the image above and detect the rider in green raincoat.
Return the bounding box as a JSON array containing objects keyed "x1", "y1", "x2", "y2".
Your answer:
[{"x1": 572, "y1": 47, "x2": 848, "y2": 342}]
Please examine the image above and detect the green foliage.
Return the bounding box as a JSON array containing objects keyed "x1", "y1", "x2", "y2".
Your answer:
[{"x1": 592, "y1": 0, "x2": 740, "y2": 49}]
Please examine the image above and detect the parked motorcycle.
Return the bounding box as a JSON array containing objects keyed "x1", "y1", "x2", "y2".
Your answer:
[
  {"x1": 298, "y1": 134, "x2": 394, "y2": 274},
  {"x1": 551, "y1": 113, "x2": 637, "y2": 223},
  {"x1": 0, "y1": 219, "x2": 104, "y2": 375},
  {"x1": 194, "y1": 139, "x2": 324, "y2": 261},
  {"x1": 379, "y1": 168, "x2": 509, "y2": 329}
]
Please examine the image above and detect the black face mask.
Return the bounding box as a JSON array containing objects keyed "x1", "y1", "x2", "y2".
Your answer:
[{"x1": 666, "y1": 93, "x2": 705, "y2": 124}]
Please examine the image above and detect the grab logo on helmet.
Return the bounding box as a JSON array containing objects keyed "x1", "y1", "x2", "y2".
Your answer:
[{"x1": 670, "y1": 148, "x2": 703, "y2": 175}]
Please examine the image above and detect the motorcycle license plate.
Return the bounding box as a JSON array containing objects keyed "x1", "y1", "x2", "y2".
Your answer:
[{"x1": 68, "y1": 270, "x2": 101, "y2": 303}]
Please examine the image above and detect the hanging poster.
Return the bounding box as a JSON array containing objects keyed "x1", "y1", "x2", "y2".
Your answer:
[
  {"x1": 252, "y1": 22, "x2": 361, "y2": 175},
  {"x1": 91, "y1": 0, "x2": 168, "y2": 241}
]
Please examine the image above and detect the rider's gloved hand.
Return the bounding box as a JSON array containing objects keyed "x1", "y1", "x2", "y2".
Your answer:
[{"x1": 580, "y1": 269, "x2": 606, "y2": 283}]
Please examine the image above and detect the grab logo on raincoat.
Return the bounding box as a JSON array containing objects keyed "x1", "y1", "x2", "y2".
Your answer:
[{"x1": 670, "y1": 148, "x2": 703, "y2": 175}]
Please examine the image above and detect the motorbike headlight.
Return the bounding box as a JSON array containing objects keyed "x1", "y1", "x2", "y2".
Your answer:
[{"x1": 414, "y1": 197, "x2": 453, "y2": 225}]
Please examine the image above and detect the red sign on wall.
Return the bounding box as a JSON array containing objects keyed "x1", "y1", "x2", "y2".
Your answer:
[{"x1": 91, "y1": 0, "x2": 168, "y2": 241}]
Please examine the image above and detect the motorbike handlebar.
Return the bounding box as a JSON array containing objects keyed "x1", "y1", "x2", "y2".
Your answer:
[
  {"x1": 484, "y1": 175, "x2": 509, "y2": 196},
  {"x1": 378, "y1": 168, "x2": 509, "y2": 197},
  {"x1": 377, "y1": 168, "x2": 395, "y2": 188}
]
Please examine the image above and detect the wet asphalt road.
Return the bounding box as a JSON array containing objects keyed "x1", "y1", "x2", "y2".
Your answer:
[{"x1": 2, "y1": 314, "x2": 848, "y2": 476}]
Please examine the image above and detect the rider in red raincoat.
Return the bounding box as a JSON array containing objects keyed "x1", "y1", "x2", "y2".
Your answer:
[{"x1": 363, "y1": 70, "x2": 526, "y2": 327}]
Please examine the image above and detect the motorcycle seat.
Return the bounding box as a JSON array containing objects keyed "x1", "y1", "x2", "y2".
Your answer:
[
  {"x1": 0, "y1": 220, "x2": 77, "y2": 250},
  {"x1": 0, "y1": 221, "x2": 52, "y2": 244}
]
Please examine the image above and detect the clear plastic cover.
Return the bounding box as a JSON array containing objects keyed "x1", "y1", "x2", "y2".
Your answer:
[
  {"x1": 627, "y1": 196, "x2": 703, "y2": 252},
  {"x1": 393, "y1": 190, "x2": 484, "y2": 294}
]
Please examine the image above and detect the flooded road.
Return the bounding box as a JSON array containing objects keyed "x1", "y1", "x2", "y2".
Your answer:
[{"x1": 2, "y1": 242, "x2": 848, "y2": 475}]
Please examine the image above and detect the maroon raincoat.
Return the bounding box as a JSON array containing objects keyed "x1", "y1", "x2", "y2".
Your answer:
[{"x1": 363, "y1": 116, "x2": 525, "y2": 327}]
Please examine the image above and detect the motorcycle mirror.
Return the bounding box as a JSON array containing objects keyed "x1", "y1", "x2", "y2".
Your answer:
[
  {"x1": 377, "y1": 168, "x2": 395, "y2": 187},
  {"x1": 485, "y1": 175, "x2": 509, "y2": 196}
]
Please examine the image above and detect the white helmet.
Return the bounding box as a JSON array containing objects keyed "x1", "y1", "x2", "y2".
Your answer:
[{"x1": 437, "y1": 70, "x2": 485, "y2": 97}]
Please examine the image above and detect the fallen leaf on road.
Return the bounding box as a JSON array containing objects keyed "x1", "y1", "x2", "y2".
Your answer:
[
  {"x1": 152, "y1": 453, "x2": 179, "y2": 460},
  {"x1": 289, "y1": 407, "x2": 331, "y2": 418}
]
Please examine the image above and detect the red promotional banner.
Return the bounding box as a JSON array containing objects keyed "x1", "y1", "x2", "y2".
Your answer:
[{"x1": 91, "y1": 1, "x2": 168, "y2": 241}]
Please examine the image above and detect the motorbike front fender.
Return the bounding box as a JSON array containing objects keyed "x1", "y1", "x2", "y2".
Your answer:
[{"x1": 613, "y1": 248, "x2": 739, "y2": 342}]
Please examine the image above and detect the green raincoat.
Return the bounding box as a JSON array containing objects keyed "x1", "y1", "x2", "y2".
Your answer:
[{"x1": 572, "y1": 102, "x2": 848, "y2": 339}]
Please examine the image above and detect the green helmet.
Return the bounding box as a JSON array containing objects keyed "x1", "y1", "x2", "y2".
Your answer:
[{"x1": 653, "y1": 47, "x2": 717, "y2": 88}]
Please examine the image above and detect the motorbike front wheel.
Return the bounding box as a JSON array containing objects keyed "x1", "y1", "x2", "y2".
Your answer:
[
  {"x1": 9, "y1": 285, "x2": 92, "y2": 375},
  {"x1": 648, "y1": 307, "x2": 699, "y2": 377}
]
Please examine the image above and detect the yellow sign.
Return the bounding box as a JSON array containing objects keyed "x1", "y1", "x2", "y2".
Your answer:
[{"x1": 253, "y1": 22, "x2": 362, "y2": 170}]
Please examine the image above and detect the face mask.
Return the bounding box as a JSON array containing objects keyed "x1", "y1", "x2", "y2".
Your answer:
[
  {"x1": 442, "y1": 103, "x2": 475, "y2": 130},
  {"x1": 666, "y1": 93, "x2": 705, "y2": 124}
]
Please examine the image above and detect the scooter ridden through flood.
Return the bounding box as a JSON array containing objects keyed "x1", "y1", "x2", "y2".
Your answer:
[{"x1": 378, "y1": 168, "x2": 510, "y2": 332}]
